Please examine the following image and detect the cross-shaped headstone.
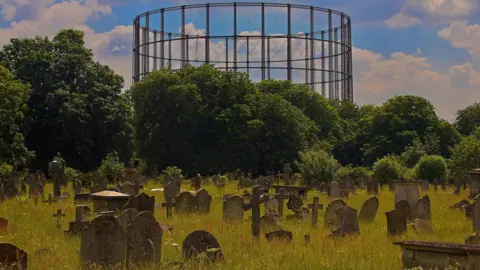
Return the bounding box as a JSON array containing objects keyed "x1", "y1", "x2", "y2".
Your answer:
[
  {"x1": 308, "y1": 197, "x2": 324, "y2": 229},
  {"x1": 162, "y1": 182, "x2": 177, "y2": 219},
  {"x1": 243, "y1": 185, "x2": 268, "y2": 241},
  {"x1": 52, "y1": 209, "x2": 65, "y2": 229},
  {"x1": 275, "y1": 188, "x2": 287, "y2": 217}
]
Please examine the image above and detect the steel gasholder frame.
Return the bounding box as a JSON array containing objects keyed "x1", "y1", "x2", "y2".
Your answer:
[{"x1": 132, "y1": 2, "x2": 353, "y2": 101}]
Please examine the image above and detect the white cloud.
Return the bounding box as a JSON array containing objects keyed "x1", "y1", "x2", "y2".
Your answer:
[
  {"x1": 438, "y1": 20, "x2": 480, "y2": 57},
  {"x1": 384, "y1": 12, "x2": 421, "y2": 28}
]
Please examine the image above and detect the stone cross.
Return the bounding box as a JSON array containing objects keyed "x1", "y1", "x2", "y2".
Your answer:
[
  {"x1": 308, "y1": 197, "x2": 324, "y2": 229},
  {"x1": 53, "y1": 209, "x2": 65, "y2": 229},
  {"x1": 243, "y1": 185, "x2": 268, "y2": 241},
  {"x1": 275, "y1": 188, "x2": 287, "y2": 216}
]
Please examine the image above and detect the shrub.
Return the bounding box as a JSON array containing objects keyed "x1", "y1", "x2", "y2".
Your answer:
[
  {"x1": 373, "y1": 156, "x2": 404, "y2": 184},
  {"x1": 401, "y1": 139, "x2": 427, "y2": 168},
  {"x1": 336, "y1": 166, "x2": 371, "y2": 180},
  {"x1": 99, "y1": 152, "x2": 125, "y2": 183},
  {"x1": 64, "y1": 167, "x2": 80, "y2": 182},
  {"x1": 162, "y1": 166, "x2": 183, "y2": 178},
  {"x1": 414, "y1": 155, "x2": 448, "y2": 182},
  {"x1": 0, "y1": 163, "x2": 13, "y2": 178},
  {"x1": 296, "y1": 148, "x2": 339, "y2": 185}
]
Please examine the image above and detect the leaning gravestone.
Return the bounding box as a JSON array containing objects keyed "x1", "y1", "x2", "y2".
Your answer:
[
  {"x1": 194, "y1": 189, "x2": 212, "y2": 213},
  {"x1": 265, "y1": 229, "x2": 293, "y2": 243},
  {"x1": 127, "y1": 211, "x2": 162, "y2": 265},
  {"x1": 329, "y1": 182, "x2": 341, "y2": 198},
  {"x1": 175, "y1": 191, "x2": 195, "y2": 213},
  {"x1": 386, "y1": 208, "x2": 407, "y2": 236},
  {"x1": 124, "y1": 193, "x2": 155, "y2": 214},
  {"x1": 118, "y1": 208, "x2": 140, "y2": 228},
  {"x1": 120, "y1": 182, "x2": 135, "y2": 196},
  {"x1": 421, "y1": 181, "x2": 429, "y2": 192},
  {"x1": 324, "y1": 199, "x2": 346, "y2": 227},
  {"x1": 182, "y1": 230, "x2": 223, "y2": 262},
  {"x1": 265, "y1": 197, "x2": 279, "y2": 212},
  {"x1": 223, "y1": 195, "x2": 244, "y2": 220},
  {"x1": 358, "y1": 196, "x2": 379, "y2": 222},
  {"x1": 394, "y1": 182, "x2": 420, "y2": 208},
  {"x1": 413, "y1": 198, "x2": 431, "y2": 221},
  {"x1": 395, "y1": 200, "x2": 413, "y2": 221},
  {"x1": 80, "y1": 215, "x2": 127, "y2": 268},
  {"x1": 331, "y1": 206, "x2": 360, "y2": 237},
  {"x1": 0, "y1": 243, "x2": 27, "y2": 269}
]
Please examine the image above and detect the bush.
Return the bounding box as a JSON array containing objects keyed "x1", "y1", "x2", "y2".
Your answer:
[
  {"x1": 64, "y1": 167, "x2": 79, "y2": 182},
  {"x1": 336, "y1": 166, "x2": 371, "y2": 180},
  {"x1": 0, "y1": 163, "x2": 13, "y2": 178},
  {"x1": 414, "y1": 155, "x2": 448, "y2": 182},
  {"x1": 373, "y1": 156, "x2": 404, "y2": 184},
  {"x1": 401, "y1": 139, "x2": 427, "y2": 168},
  {"x1": 296, "y1": 148, "x2": 339, "y2": 185},
  {"x1": 99, "y1": 152, "x2": 125, "y2": 183},
  {"x1": 449, "y1": 135, "x2": 480, "y2": 173},
  {"x1": 162, "y1": 166, "x2": 183, "y2": 178}
]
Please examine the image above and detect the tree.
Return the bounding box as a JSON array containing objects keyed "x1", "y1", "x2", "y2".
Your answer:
[
  {"x1": 0, "y1": 29, "x2": 133, "y2": 172},
  {"x1": 401, "y1": 139, "x2": 427, "y2": 168},
  {"x1": 414, "y1": 155, "x2": 448, "y2": 182},
  {"x1": 0, "y1": 65, "x2": 33, "y2": 169},
  {"x1": 449, "y1": 135, "x2": 480, "y2": 173},
  {"x1": 373, "y1": 156, "x2": 404, "y2": 183},
  {"x1": 296, "y1": 147, "x2": 339, "y2": 185},
  {"x1": 455, "y1": 103, "x2": 480, "y2": 135}
]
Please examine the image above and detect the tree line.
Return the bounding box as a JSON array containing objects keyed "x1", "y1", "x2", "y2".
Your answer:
[{"x1": 1, "y1": 29, "x2": 480, "y2": 182}]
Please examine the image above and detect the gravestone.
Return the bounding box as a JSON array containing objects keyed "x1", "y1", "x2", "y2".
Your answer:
[
  {"x1": 331, "y1": 206, "x2": 360, "y2": 237},
  {"x1": 359, "y1": 196, "x2": 379, "y2": 222},
  {"x1": 319, "y1": 182, "x2": 328, "y2": 193},
  {"x1": 329, "y1": 182, "x2": 341, "y2": 198},
  {"x1": 274, "y1": 188, "x2": 287, "y2": 216},
  {"x1": 120, "y1": 182, "x2": 135, "y2": 196},
  {"x1": 386, "y1": 208, "x2": 407, "y2": 236},
  {"x1": 118, "y1": 208, "x2": 140, "y2": 228},
  {"x1": 394, "y1": 182, "x2": 420, "y2": 208},
  {"x1": 395, "y1": 200, "x2": 413, "y2": 221},
  {"x1": 265, "y1": 229, "x2": 293, "y2": 243},
  {"x1": 338, "y1": 181, "x2": 347, "y2": 190},
  {"x1": 283, "y1": 165, "x2": 292, "y2": 185},
  {"x1": 324, "y1": 199, "x2": 346, "y2": 227},
  {"x1": 471, "y1": 180, "x2": 480, "y2": 199},
  {"x1": 367, "y1": 180, "x2": 378, "y2": 195},
  {"x1": 89, "y1": 182, "x2": 107, "y2": 194},
  {"x1": 453, "y1": 199, "x2": 470, "y2": 210},
  {"x1": 0, "y1": 217, "x2": 8, "y2": 232},
  {"x1": 265, "y1": 197, "x2": 279, "y2": 213},
  {"x1": 162, "y1": 182, "x2": 179, "y2": 218},
  {"x1": 175, "y1": 192, "x2": 195, "y2": 213},
  {"x1": 163, "y1": 181, "x2": 180, "y2": 200},
  {"x1": 243, "y1": 185, "x2": 269, "y2": 240},
  {"x1": 73, "y1": 181, "x2": 82, "y2": 194},
  {"x1": 421, "y1": 181, "x2": 429, "y2": 192},
  {"x1": 127, "y1": 211, "x2": 162, "y2": 265},
  {"x1": 53, "y1": 209, "x2": 65, "y2": 229},
  {"x1": 191, "y1": 173, "x2": 202, "y2": 191},
  {"x1": 182, "y1": 230, "x2": 223, "y2": 262},
  {"x1": 412, "y1": 218, "x2": 433, "y2": 233},
  {"x1": 65, "y1": 205, "x2": 91, "y2": 236},
  {"x1": 223, "y1": 195, "x2": 244, "y2": 220},
  {"x1": 26, "y1": 174, "x2": 45, "y2": 198},
  {"x1": 0, "y1": 243, "x2": 27, "y2": 269},
  {"x1": 194, "y1": 189, "x2": 212, "y2": 213},
  {"x1": 413, "y1": 198, "x2": 431, "y2": 221},
  {"x1": 310, "y1": 180, "x2": 321, "y2": 191},
  {"x1": 308, "y1": 197, "x2": 323, "y2": 229},
  {"x1": 473, "y1": 199, "x2": 480, "y2": 232},
  {"x1": 80, "y1": 215, "x2": 127, "y2": 268},
  {"x1": 124, "y1": 192, "x2": 155, "y2": 214}
]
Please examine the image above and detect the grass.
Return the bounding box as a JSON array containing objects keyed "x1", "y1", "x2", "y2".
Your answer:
[{"x1": 0, "y1": 181, "x2": 471, "y2": 269}]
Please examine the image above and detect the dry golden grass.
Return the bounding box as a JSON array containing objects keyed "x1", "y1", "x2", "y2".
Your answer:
[{"x1": 0, "y1": 182, "x2": 471, "y2": 269}]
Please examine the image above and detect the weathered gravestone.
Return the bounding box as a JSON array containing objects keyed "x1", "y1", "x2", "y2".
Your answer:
[
  {"x1": 124, "y1": 192, "x2": 155, "y2": 214},
  {"x1": 310, "y1": 180, "x2": 321, "y2": 191},
  {"x1": 118, "y1": 208, "x2": 140, "y2": 228},
  {"x1": 411, "y1": 218, "x2": 433, "y2": 233},
  {"x1": 394, "y1": 182, "x2": 420, "y2": 208},
  {"x1": 331, "y1": 206, "x2": 360, "y2": 238},
  {"x1": 367, "y1": 180, "x2": 379, "y2": 195},
  {"x1": 265, "y1": 229, "x2": 293, "y2": 243},
  {"x1": 421, "y1": 180, "x2": 429, "y2": 192},
  {"x1": 308, "y1": 197, "x2": 323, "y2": 229},
  {"x1": 191, "y1": 173, "x2": 202, "y2": 191},
  {"x1": 0, "y1": 243, "x2": 27, "y2": 269},
  {"x1": 80, "y1": 215, "x2": 127, "y2": 268},
  {"x1": 162, "y1": 182, "x2": 178, "y2": 218},
  {"x1": 243, "y1": 185, "x2": 269, "y2": 240},
  {"x1": 265, "y1": 197, "x2": 279, "y2": 213},
  {"x1": 52, "y1": 209, "x2": 65, "y2": 229},
  {"x1": 182, "y1": 230, "x2": 223, "y2": 262},
  {"x1": 175, "y1": 192, "x2": 195, "y2": 213},
  {"x1": 127, "y1": 211, "x2": 162, "y2": 265},
  {"x1": 329, "y1": 181, "x2": 341, "y2": 198},
  {"x1": 223, "y1": 195, "x2": 244, "y2": 220},
  {"x1": 413, "y1": 198, "x2": 431, "y2": 221},
  {"x1": 120, "y1": 182, "x2": 135, "y2": 196},
  {"x1": 473, "y1": 198, "x2": 480, "y2": 233},
  {"x1": 395, "y1": 200, "x2": 413, "y2": 221},
  {"x1": 64, "y1": 205, "x2": 91, "y2": 237},
  {"x1": 73, "y1": 180, "x2": 82, "y2": 194},
  {"x1": 324, "y1": 199, "x2": 347, "y2": 227},
  {"x1": 359, "y1": 196, "x2": 379, "y2": 222},
  {"x1": 386, "y1": 208, "x2": 407, "y2": 236},
  {"x1": 274, "y1": 188, "x2": 287, "y2": 217},
  {"x1": 319, "y1": 182, "x2": 329, "y2": 193},
  {"x1": 194, "y1": 189, "x2": 212, "y2": 213}
]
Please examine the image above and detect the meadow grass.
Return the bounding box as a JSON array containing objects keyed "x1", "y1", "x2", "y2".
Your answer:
[{"x1": 0, "y1": 181, "x2": 471, "y2": 269}]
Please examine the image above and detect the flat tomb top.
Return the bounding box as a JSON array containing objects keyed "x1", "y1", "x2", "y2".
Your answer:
[
  {"x1": 393, "y1": 241, "x2": 480, "y2": 254},
  {"x1": 90, "y1": 190, "x2": 131, "y2": 199},
  {"x1": 271, "y1": 185, "x2": 311, "y2": 190}
]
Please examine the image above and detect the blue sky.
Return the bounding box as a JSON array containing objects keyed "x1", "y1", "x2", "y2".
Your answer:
[{"x1": 0, "y1": 0, "x2": 479, "y2": 121}]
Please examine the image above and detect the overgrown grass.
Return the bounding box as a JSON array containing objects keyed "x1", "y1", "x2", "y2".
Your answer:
[{"x1": 0, "y1": 182, "x2": 470, "y2": 269}]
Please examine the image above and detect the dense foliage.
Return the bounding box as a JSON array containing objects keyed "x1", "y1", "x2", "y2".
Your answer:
[
  {"x1": 0, "y1": 28, "x2": 477, "y2": 178},
  {"x1": 414, "y1": 155, "x2": 448, "y2": 182}
]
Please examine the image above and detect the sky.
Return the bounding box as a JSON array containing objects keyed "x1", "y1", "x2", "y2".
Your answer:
[{"x1": 0, "y1": 0, "x2": 479, "y2": 121}]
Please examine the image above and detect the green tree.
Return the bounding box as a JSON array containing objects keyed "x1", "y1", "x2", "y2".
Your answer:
[
  {"x1": 0, "y1": 65, "x2": 33, "y2": 169},
  {"x1": 454, "y1": 103, "x2": 480, "y2": 135},
  {"x1": 373, "y1": 156, "x2": 404, "y2": 184},
  {"x1": 0, "y1": 29, "x2": 134, "y2": 171},
  {"x1": 296, "y1": 147, "x2": 339, "y2": 185},
  {"x1": 414, "y1": 155, "x2": 448, "y2": 182},
  {"x1": 449, "y1": 135, "x2": 480, "y2": 173},
  {"x1": 401, "y1": 139, "x2": 427, "y2": 168},
  {"x1": 99, "y1": 152, "x2": 125, "y2": 183}
]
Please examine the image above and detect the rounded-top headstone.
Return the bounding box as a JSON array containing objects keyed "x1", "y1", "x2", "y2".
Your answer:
[
  {"x1": 182, "y1": 230, "x2": 223, "y2": 262},
  {"x1": 118, "y1": 208, "x2": 140, "y2": 228},
  {"x1": 358, "y1": 196, "x2": 379, "y2": 221}
]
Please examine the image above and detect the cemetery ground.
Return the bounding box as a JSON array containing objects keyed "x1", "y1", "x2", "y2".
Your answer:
[{"x1": 0, "y1": 181, "x2": 470, "y2": 269}]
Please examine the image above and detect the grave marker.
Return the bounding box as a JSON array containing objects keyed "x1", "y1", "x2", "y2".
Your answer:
[
  {"x1": 307, "y1": 197, "x2": 323, "y2": 229},
  {"x1": 329, "y1": 182, "x2": 341, "y2": 198},
  {"x1": 386, "y1": 208, "x2": 407, "y2": 236},
  {"x1": 118, "y1": 208, "x2": 140, "y2": 228},
  {"x1": 191, "y1": 173, "x2": 202, "y2": 191},
  {"x1": 265, "y1": 229, "x2": 293, "y2": 243},
  {"x1": 331, "y1": 206, "x2": 360, "y2": 237},
  {"x1": 127, "y1": 211, "x2": 162, "y2": 265},
  {"x1": 274, "y1": 188, "x2": 287, "y2": 216},
  {"x1": 223, "y1": 195, "x2": 244, "y2": 220},
  {"x1": 324, "y1": 199, "x2": 346, "y2": 227},
  {"x1": 394, "y1": 182, "x2": 420, "y2": 208},
  {"x1": 124, "y1": 192, "x2": 155, "y2": 213},
  {"x1": 194, "y1": 189, "x2": 212, "y2": 213},
  {"x1": 52, "y1": 209, "x2": 65, "y2": 229},
  {"x1": 0, "y1": 243, "x2": 27, "y2": 269},
  {"x1": 413, "y1": 198, "x2": 431, "y2": 221},
  {"x1": 359, "y1": 196, "x2": 379, "y2": 222},
  {"x1": 243, "y1": 185, "x2": 268, "y2": 241},
  {"x1": 182, "y1": 230, "x2": 223, "y2": 262}
]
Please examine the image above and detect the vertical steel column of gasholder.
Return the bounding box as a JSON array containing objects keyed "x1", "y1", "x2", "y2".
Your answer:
[
  {"x1": 233, "y1": 3, "x2": 237, "y2": 71},
  {"x1": 133, "y1": 18, "x2": 140, "y2": 82},
  {"x1": 186, "y1": 35, "x2": 189, "y2": 65},
  {"x1": 310, "y1": 7, "x2": 315, "y2": 90},
  {"x1": 321, "y1": 31, "x2": 325, "y2": 97},
  {"x1": 205, "y1": 4, "x2": 210, "y2": 64},
  {"x1": 261, "y1": 3, "x2": 266, "y2": 80},
  {"x1": 246, "y1": 36, "x2": 250, "y2": 74},
  {"x1": 347, "y1": 18, "x2": 353, "y2": 101},
  {"x1": 328, "y1": 9, "x2": 333, "y2": 99},
  {"x1": 340, "y1": 14, "x2": 345, "y2": 100},
  {"x1": 287, "y1": 4, "x2": 292, "y2": 81},
  {"x1": 168, "y1": 32, "x2": 172, "y2": 68},
  {"x1": 267, "y1": 37, "x2": 271, "y2": 79},
  {"x1": 304, "y1": 33, "x2": 308, "y2": 85},
  {"x1": 181, "y1": 6, "x2": 186, "y2": 69},
  {"x1": 160, "y1": 9, "x2": 165, "y2": 69},
  {"x1": 225, "y1": 37, "x2": 229, "y2": 71},
  {"x1": 144, "y1": 13, "x2": 150, "y2": 75},
  {"x1": 153, "y1": 31, "x2": 157, "y2": 71},
  {"x1": 334, "y1": 27, "x2": 338, "y2": 99}
]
